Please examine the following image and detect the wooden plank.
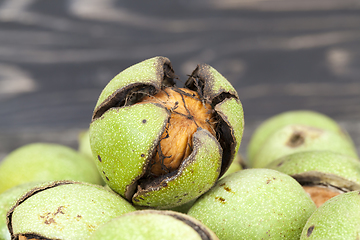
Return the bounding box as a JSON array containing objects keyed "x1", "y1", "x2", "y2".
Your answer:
[{"x1": 0, "y1": 0, "x2": 359, "y2": 161}]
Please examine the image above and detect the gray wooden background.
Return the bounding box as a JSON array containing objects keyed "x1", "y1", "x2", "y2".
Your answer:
[{"x1": 0, "y1": 0, "x2": 360, "y2": 162}]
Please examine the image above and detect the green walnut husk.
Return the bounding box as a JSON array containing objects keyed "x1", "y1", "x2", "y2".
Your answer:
[
  {"x1": 247, "y1": 110, "x2": 354, "y2": 163},
  {"x1": 250, "y1": 124, "x2": 358, "y2": 168},
  {"x1": 7, "y1": 180, "x2": 136, "y2": 240},
  {"x1": 89, "y1": 210, "x2": 219, "y2": 240},
  {"x1": 266, "y1": 151, "x2": 360, "y2": 207},
  {"x1": 135, "y1": 154, "x2": 244, "y2": 214},
  {"x1": 89, "y1": 56, "x2": 244, "y2": 208},
  {"x1": 78, "y1": 129, "x2": 94, "y2": 160},
  {"x1": 0, "y1": 182, "x2": 43, "y2": 240},
  {"x1": 149, "y1": 154, "x2": 244, "y2": 213},
  {"x1": 187, "y1": 168, "x2": 316, "y2": 240},
  {"x1": 0, "y1": 143, "x2": 103, "y2": 194},
  {"x1": 78, "y1": 130, "x2": 105, "y2": 186},
  {"x1": 167, "y1": 153, "x2": 245, "y2": 214},
  {"x1": 300, "y1": 190, "x2": 360, "y2": 239}
]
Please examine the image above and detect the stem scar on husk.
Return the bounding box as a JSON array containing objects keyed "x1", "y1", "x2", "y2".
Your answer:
[{"x1": 287, "y1": 131, "x2": 305, "y2": 147}]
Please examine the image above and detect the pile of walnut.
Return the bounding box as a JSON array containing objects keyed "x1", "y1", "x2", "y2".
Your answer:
[{"x1": 0, "y1": 57, "x2": 359, "y2": 240}]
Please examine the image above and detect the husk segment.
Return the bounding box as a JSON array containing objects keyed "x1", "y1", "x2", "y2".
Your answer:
[
  {"x1": 88, "y1": 210, "x2": 219, "y2": 240},
  {"x1": 266, "y1": 151, "x2": 360, "y2": 192},
  {"x1": 7, "y1": 180, "x2": 76, "y2": 240},
  {"x1": 92, "y1": 56, "x2": 175, "y2": 121},
  {"x1": 132, "y1": 128, "x2": 222, "y2": 208},
  {"x1": 122, "y1": 210, "x2": 219, "y2": 240},
  {"x1": 293, "y1": 172, "x2": 360, "y2": 192},
  {"x1": 185, "y1": 64, "x2": 244, "y2": 177},
  {"x1": 90, "y1": 103, "x2": 170, "y2": 200},
  {"x1": 7, "y1": 181, "x2": 136, "y2": 240}
]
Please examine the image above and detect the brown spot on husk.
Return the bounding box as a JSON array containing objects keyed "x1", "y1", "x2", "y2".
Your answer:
[
  {"x1": 39, "y1": 206, "x2": 66, "y2": 225},
  {"x1": 215, "y1": 196, "x2": 226, "y2": 204},
  {"x1": 307, "y1": 225, "x2": 315, "y2": 237},
  {"x1": 7, "y1": 180, "x2": 76, "y2": 239},
  {"x1": 221, "y1": 184, "x2": 234, "y2": 193},
  {"x1": 265, "y1": 177, "x2": 276, "y2": 184},
  {"x1": 87, "y1": 224, "x2": 96, "y2": 232},
  {"x1": 303, "y1": 185, "x2": 342, "y2": 207},
  {"x1": 44, "y1": 218, "x2": 55, "y2": 225},
  {"x1": 55, "y1": 206, "x2": 65, "y2": 215},
  {"x1": 138, "y1": 87, "x2": 216, "y2": 176}
]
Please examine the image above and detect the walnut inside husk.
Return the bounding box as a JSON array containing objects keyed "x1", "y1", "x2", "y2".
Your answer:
[
  {"x1": 302, "y1": 185, "x2": 343, "y2": 207},
  {"x1": 89, "y1": 57, "x2": 243, "y2": 208},
  {"x1": 138, "y1": 87, "x2": 216, "y2": 176}
]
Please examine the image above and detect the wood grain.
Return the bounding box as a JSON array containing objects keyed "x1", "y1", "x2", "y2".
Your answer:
[{"x1": 0, "y1": 0, "x2": 359, "y2": 160}]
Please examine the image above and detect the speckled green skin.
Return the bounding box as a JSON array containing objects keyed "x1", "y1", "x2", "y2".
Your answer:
[
  {"x1": 0, "y1": 182, "x2": 43, "y2": 240},
  {"x1": 9, "y1": 181, "x2": 136, "y2": 240},
  {"x1": 197, "y1": 64, "x2": 239, "y2": 98},
  {"x1": 214, "y1": 97, "x2": 244, "y2": 164},
  {"x1": 247, "y1": 110, "x2": 353, "y2": 164},
  {"x1": 78, "y1": 130, "x2": 106, "y2": 186},
  {"x1": 89, "y1": 210, "x2": 219, "y2": 240},
  {"x1": 164, "y1": 153, "x2": 242, "y2": 214},
  {"x1": 93, "y1": 57, "x2": 168, "y2": 112},
  {"x1": 90, "y1": 56, "x2": 244, "y2": 209},
  {"x1": 266, "y1": 151, "x2": 360, "y2": 190},
  {"x1": 0, "y1": 143, "x2": 103, "y2": 194},
  {"x1": 185, "y1": 63, "x2": 244, "y2": 176},
  {"x1": 132, "y1": 129, "x2": 222, "y2": 208},
  {"x1": 300, "y1": 191, "x2": 360, "y2": 239},
  {"x1": 250, "y1": 124, "x2": 358, "y2": 168},
  {"x1": 90, "y1": 103, "x2": 169, "y2": 199},
  {"x1": 188, "y1": 169, "x2": 316, "y2": 240}
]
